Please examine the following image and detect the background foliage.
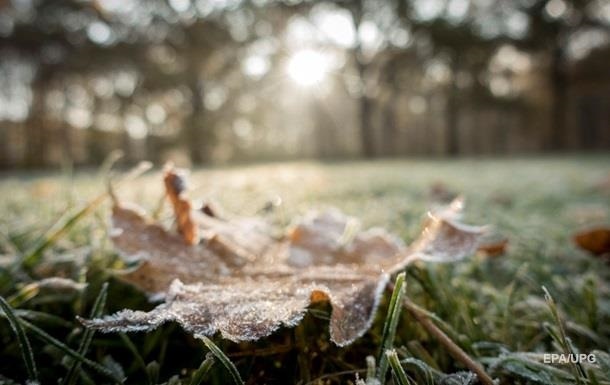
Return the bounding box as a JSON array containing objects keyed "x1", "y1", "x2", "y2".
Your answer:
[{"x1": 0, "y1": 0, "x2": 609, "y2": 168}]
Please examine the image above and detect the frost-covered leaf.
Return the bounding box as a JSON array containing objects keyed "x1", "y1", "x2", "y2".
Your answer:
[{"x1": 82, "y1": 167, "x2": 485, "y2": 346}]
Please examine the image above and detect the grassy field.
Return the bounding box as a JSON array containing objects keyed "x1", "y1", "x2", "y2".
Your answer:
[{"x1": 1, "y1": 156, "x2": 609, "y2": 384}]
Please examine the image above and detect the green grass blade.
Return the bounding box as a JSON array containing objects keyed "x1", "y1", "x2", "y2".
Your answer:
[
  {"x1": 146, "y1": 361, "x2": 160, "y2": 384},
  {"x1": 97, "y1": 150, "x2": 124, "y2": 181},
  {"x1": 62, "y1": 282, "x2": 109, "y2": 385},
  {"x1": 399, "y1": 357, "x2": 439, "y2": 385},
  {"x1": 19, "y1": 317, "x2": 124, "y2": 383},
  {"x1": 200, "y1": 336, "x2": 244, "y2": 385},
  {"x1": 119, "y1": 333, "x2": 149, "y2": 378},
  {"x1": 377, "y1": 272, "x2": 406, "y2": 382},
  {"x1": 365, "y1": 355, "x2": 376, "y2": 383},
  {"x1": 21, "y1": 194, "x2": 107, "y2": 269},
  {"x1": 20, "y1": 161, "x2": 152, "y2": 269},
  {"x1": 190, "y1": 353, "x2": 215, "y2": 385},
  {"x1": 0, "y1": 296, "x2": 39, "y2": 383},
  {"x1": 386, "y1": 350, "x2": 412, "y2": 385},
  {"x1": 14, "y1": 309, "x2": 74, "y2": 328},
  {"x1": 543, "y1": 286, "x2": 587, "y2": 384},
  {"x1": 7, "y1": 282, "x2": 41, "y2": 307}
]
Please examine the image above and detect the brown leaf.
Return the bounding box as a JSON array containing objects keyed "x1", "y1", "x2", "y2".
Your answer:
[
  {"x1": 477, "y1": 238, "x2": 509, "y2": 257},
  {"x1": 163, "y1": 165, "x2": 199, "y2": 245},
  {"x1": 83, "y1": 166, "x2": 485, "y2": 346},
  {"x1": 573, "y1": 227, "x2": 610, "y2": 256}
]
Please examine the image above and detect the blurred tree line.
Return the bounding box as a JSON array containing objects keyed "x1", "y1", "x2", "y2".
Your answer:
[{"x1": 0, "y1": 0, "x2": 608, "y2": 168}]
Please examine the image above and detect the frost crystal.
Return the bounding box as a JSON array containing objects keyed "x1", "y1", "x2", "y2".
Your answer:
[{"x1": 82, "y1": 167, "x2": 484, "y2": 346}]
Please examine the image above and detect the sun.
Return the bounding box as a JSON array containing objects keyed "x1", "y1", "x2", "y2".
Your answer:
[{"x1": 286, "y1": 49, "x2": 330, "y2": 87}]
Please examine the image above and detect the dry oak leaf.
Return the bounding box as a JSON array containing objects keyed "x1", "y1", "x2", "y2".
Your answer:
[{"x1": 82, "y1": 168, "x2": 485, "y2": 346}]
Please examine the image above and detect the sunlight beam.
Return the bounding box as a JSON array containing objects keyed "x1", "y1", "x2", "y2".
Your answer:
[{"x1": 286, "y1": 49, "x2": 329, "y2": 87}]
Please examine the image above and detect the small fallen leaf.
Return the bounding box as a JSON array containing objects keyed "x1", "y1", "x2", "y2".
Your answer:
[
  {"x1": 477, "y1": 238, "x2": 509, "y2": 257},
  {"x1": 573, "y1": 227, "x2": 610, "y2": 256},
  {"x1": 82, "y1": 167, "x2": 485, "y2": 346}
]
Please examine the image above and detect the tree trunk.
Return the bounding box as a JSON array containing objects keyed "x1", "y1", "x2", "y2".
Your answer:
[
  {"x1": 382, "y1": 59, "x2": 400, "y2": 157},
  {"x1": 549, "y1": 44, "x2": 567, "y2": 151},
  {"x1": 446, "y1": 57, "x2": 460, "y2": 156},
  {"x1": 312, "y1": 98, "x2": 335, "y2": 158},
  {"x1": 25, "y1": 80, "x2": 47, "y2": 168},
  {"x1": 186, "y1": 75, "x2": 207, "y2": 164},
  {"x1": 357, "y1": 61, "x2": 375, "y2": 158},
  {"x1": 382, "y1": 95, "x2": 398, "y2": 156},
  {"x1": 360, "y1": 95, "x2": 375, "y2": 157}
]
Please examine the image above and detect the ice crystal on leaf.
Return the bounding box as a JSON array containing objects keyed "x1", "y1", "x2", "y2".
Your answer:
[{"x1": 82, "y1": 166, "x2": 485, "y2": 346}]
